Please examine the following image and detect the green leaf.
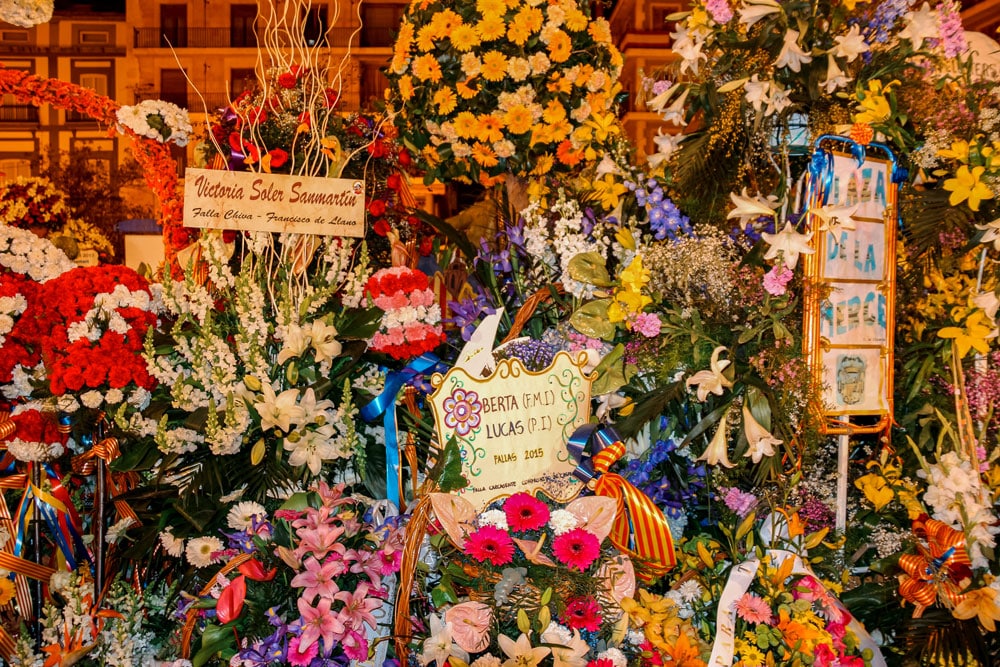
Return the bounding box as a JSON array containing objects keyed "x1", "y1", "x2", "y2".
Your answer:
[
  {"x1": 431, "y1": 581, "x2": 459, "y2": 607},
  {"x1": 569, "y1": 299, "x2": 615, "y2": 341},
  {"x1": 431, "y1": 436, "x2": 469, "y2": 493},
  {"x1": 193, "y1": 623, "x2": 235, "y2": 667},
  {"x1": 591, "y1": 344, "x2": 627, "y2": 395},
  {"x1": 568, "y1": 252, "x2": 613, "y2": 287},
  {"x1": 337, "y1": 307, "x2": 384, "y2": 340}
]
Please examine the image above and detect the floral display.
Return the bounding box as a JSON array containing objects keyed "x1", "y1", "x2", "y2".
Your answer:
[
  {"x1": 0, "y1": 176, "x2": 72, "y2": 232},
  {"x1": 179, "y1": 482, "x2": 403, "y2": 667},
  {"x1": 116, "y1": 99, "x2": 193, "y2": 147},
  {"x1": 386, "y1": 0, "x2": 624, "y2": 183}
]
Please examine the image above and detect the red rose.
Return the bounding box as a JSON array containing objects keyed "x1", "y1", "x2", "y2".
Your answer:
[
  {"x1": 278, "y1": 72, "x2": 297, "y2": 89},
  {"x1": 297, "y1": 110, "x2": 311, "y2": 128},
  {"x1": 373, "y1": 219, "x2": 391, "y2": 236},
  {"x1": 386, "y1": 172, "x2": 402, "y2": 191},
  {"x1": 268, "y1": 148, "x2": 289, "y2": 168},
  {"x1": 324, "y1": 88, "x2": 339, "y2": 107},
  {"x1": 367, "y1": 199, "x2": 387, "y2": 217},
  {"x1": 397, "y1": 148, "x2": 412, "y2": 167}
]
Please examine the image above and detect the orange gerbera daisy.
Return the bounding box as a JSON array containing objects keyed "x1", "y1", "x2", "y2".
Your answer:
[
  {"x1": 412, "y1": 54, "x2": 443, "y2": 82},
  {"x1": 450, "y1": 24, "x2": 480, "y2": 51},
  {"x1": 565, "y1": 8, "x2": 589, "y2": 31},
  {"x1": 542, "y1": 100, "x2": 567, "y2": 124},
  {"x1": 476, "y1": 15, "x2": 506, "y2": 41},
  {"x1": 433, "y1": 88, "x2": 458, "y2": 114},
  {"x1": 480, "y1": 51, "x2": 508, "y2": 81},
  {"x1": 456, "y1": 79, "x2": 478, "y2": 99},
  {"x1": 549, "y1": 30, "x2": 572, "y2": 62},
  {"x1": 477, "y1": 115, "x2": 504, "y2": 143},
  {"x1": 397, "y1": 75, "x2": 414, "y2": 101},
  {"x1": 416, "y1": 24, "x2": 437, "y2": 51},
  {"x1": 556, "y1": 140, "x2": 584, "y2": 166},
  {"x1": 453, "y1": 111, "x2": 479, "y2": 138},
  {"x1": 471, "y1": 142, "x2": 499, "y2": 168},
  {"x1": 508, "y1": 22, "x2": 532, "y2": 45},
  {"x1": 476, "y1": 0, "x2": 505, "y2": 15},
  {"x1": 503, "y1": 104, "x2": 533, "y2": 134},
  {"x1": 515, "y1": 7, "x2": 543, "y2": 33}
]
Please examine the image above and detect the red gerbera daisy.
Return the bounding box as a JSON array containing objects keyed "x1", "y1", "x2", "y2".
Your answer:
[
  {"x1": 503, "y1": 492, "x2": 551, "y2": 532},
  {"x1": 464, "y1": 525, "x2": 515, "y2": 566},
  {"x1": 552, "y1": 528, "x2": 600, "y2": 571},
  {"x1": 562, "y1": 596, "x2": 602, "y2": 632}
]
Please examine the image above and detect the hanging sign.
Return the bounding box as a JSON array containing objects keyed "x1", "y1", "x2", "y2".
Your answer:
[
  {"x1": 803, "y1": 136, "x2": 898, "y2": 433},
  {"x1": 428, "y1": 351, "x2": 593, "y2": 511},
  {"x1": 182, "y1": 168, "x2": 365, "y2": 236}
]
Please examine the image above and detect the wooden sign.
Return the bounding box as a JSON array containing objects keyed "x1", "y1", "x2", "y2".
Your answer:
[
  {"x1": 428, "y1": 351, "x2": 593, "y2": 510},
  {"x1": 182, "y1": 168, "x2": 365, "y2": 237},
  {"x1": 802, "y1": 137, "x2": 897, "y2": 433}
]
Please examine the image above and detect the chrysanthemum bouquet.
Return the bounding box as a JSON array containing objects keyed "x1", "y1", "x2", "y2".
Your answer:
[
  {"x1": 0, "y1": 176, "x2": 72, "y2": 232},
  {"x1": 116, "y1": 99, "x2": 193, "y2": 147},
  {"x1": 177, "y1": 482, "x2": 404, "y2": 667},
  {"x1": 386, "y1": 0, "x2": 624, "y2": 184},
  {"x1": 415, "y1": 491, "x2": 640, "y2": 667}
]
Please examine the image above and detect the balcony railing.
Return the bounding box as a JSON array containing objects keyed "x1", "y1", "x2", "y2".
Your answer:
[
  {"x1": 0, "y1": 104, "x2": 39, "y2": 123},
  {"x1": 134, "y1": 27, "x2": 363, "y2": 49}
]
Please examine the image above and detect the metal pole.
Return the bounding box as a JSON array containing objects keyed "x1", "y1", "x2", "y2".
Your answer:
[
  {"x1": 30, "y1": 463, "x2": 42, "y2": 651},
  {"x1": 94, "y1": 423, "x2": 106, "y2": 600},
  {"x1": 836, "y1": 416, "x2": 850, "y2": 534}
]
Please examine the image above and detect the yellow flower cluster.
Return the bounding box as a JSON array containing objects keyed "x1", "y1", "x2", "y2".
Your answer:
[
  {"x1": 620, "y1": 590, "x2": 708, "y2": 665},
  {"x1": 388, "y1": 0, "x2": 623, "y2": 183},
  {"x1": 607, "y1": 255, "x2": 652, "y2": 323},
  {"x1": 937, "y1": 136, "x2": 1000, "y2": 212}
]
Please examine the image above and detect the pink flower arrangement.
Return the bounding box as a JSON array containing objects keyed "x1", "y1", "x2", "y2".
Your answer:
[
  {"x1": 365, "y1": 266, "x2": 445, "y2": 360},
  {"x1": 552, "y1": 527, "x2": 602, "y2": 571},
  {"x1": 464, "y1": 525, "x2": 515, "y2": 566},
  {"x1": 503, "y1": 492, "x2": 551, "y2": 531}
]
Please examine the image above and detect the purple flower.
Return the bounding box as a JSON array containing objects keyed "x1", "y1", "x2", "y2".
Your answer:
[
  {"x1": 721, "y1": 487, "x2": 758, "y2": 517},
  {"x1": 937, "y1": 0, "x2": 967, "y2": 57}
]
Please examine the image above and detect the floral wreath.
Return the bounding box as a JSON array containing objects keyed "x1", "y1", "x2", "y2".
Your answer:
[{"x1": 0, "y1": 67, "x2": 191, "y2": 264}]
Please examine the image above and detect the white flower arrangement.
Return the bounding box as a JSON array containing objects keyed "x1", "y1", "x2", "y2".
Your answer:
[
  {"x1": 0, "y1": 223, "x2": 76, "y2": 282},
  {"x1": 116, "y1": 99, "x2": 193, "y2": 147},
  {"x1": 0, "y1": 0, "x2": 53, "y2": 27}
]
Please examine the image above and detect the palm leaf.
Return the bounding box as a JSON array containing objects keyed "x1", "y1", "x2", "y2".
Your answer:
[
  {"x1": 899, "y1": 186, "x2": 975, "y2": 259},
  {"x1": 895, "y1": 610, "x2": 995, "y2": 666}
]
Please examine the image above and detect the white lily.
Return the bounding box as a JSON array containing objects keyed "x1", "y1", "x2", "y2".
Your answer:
[
  {"x1": 498, "y1": 633, "x2": 550, "y2": 667},
  {"x1": 727, "y1": 187, "x2": 778, "y2": 222},
  {"x1": 647, "y1": 82, "x2": 681, "y2": 114},
  {"x1": 696, "y1": 407, "x2": 735, "y2": 468},
  {"x1": 765, "y1": 86, "x2": 792, "y2": 116},
  {"x1": 899, "y1": 2, "x2": 938, "y2": 50},
  {"x1": 774, "y1": 29, "x2": 813, "y2": 72},
  {"x1": 973, "y1": 291, "x2": 1000, "y2": 322},
  {"x1": 833, "y1": 24, "x2": 870, "y2": 62},
  {"x1": 308, "y1": 319, "x2": 342, "y2": 364},
  {"x1": 276, "y1": 323, "x2": 310, "y2": 366},
  {"x1": 742, "y1": 404, "x2": 782, "y2": 464},
  {"x1": 648, "y1": 128, "x2": 685, "y2": 167},
  {"x1": 820, "y1": 54, "x2": 850, "y2": 94},
  {"x1": 670, "y1": 25, "x2": 707, "y2": 74},
  {"x1": 255, "y1": 383, "x2": 305, "y2": 433},
  {"x1": 738, "y1": 0, "x2": 781, "y2": 27},
  {"x1": 297, "y1": 387, "x2": 335, "y2": 427},
  {"x1": 541, "y1": 626, "x2": 590, "y2": 667},
  {"x1": 686, "y1": 346, "x2": 734, "y2": 402},
  {"x1": 658, "y1": 88, "x2": 690, "y2": 126},
  {"x1": 761, "y1": 221, "x2": 815, "y2": 269},
  {"x1": 811, "y1": 203, "x2": 859, "y2": 234},
  {"x1": 421, "y1": 615, "x2": 469, "y2": 667},
  {"x1": 975, "y1": 217, "x2": 1000, "y2": 251},
  {"x1": 743, "y1": 74, "x2": 771, "y2": 114},
  {"x1": 284, "y1": 423, "x2": 338, "y2": 475}
]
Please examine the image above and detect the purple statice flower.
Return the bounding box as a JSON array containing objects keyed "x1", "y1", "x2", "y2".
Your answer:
[
  {"x1": 799, "y1": 496, "x2": 835, "y2": 533},
  {"x1": 937, "y1": 0, "x2": 967, "y2": 57},
  {"x1": 494, "y1": 338, "x2": 558, "y2": 371},
  {"x1": 705, "y1": 0, "x2": 733, "y2": 24},
  {"x1": 721, "y1": 487, "x2": 758, "y2": 517}
]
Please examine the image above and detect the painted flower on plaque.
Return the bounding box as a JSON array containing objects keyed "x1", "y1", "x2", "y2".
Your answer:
[{"x1": 443, "y1": 386, "x2": 483, "y2": 437}]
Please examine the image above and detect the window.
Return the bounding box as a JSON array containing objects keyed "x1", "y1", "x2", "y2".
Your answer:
[
  {"x1": 230, "y1": 67, "x2": 256, "y2": 97},
  {"x1": 304, "y1": 6, "x2": 328, "y2": 46},
  {"x1": 68, "y1": 69, "x2": 110, "y2": 121},
  {"x1": 78, "y1": 30, "x2": 110, "y2": 45},
  {"x1": 78, "y1": 73, "x2": 108, "y2": 96},
  {"x1": 230, "y1": 4, "x2": 257, "y2": 48},
  {"x1": 360, "y1": 63, "x2": 388, "y2": 110},
  {"x1": 649, "y1": 3, "x2": 681, "y2": 35},
  {"x1": 0, "y1": 159, "x2": 32, "y2": 180},
  {"x1": 160, "y1": 4, "x2": 187, "y2": 48},
  {"x1": 160, "y1": 68, "x2": 188, "y2": 108},
  {"x1": 361, "y1": 4, "x2": 405, "y2": 47},
  {"x1": 1, "y1": 30, "x2": 30, "y2": 42}
]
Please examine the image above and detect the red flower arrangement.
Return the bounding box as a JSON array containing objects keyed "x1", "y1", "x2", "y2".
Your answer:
[
  {"x1": 2, "y1": 408, "x2": 68, "y2": 462},
  {"x1": 364, "y1": 266, "x2": 444, "y2": 360}
]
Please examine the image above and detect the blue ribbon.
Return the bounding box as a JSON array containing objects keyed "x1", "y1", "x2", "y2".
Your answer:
[
  {"x1": 566, "y1": 422, "x2": 622, "y2": 484},
  {"x1": 12, "y1": 463, "x2": 90, "y2": 571},
  {"x1": 360, "y1": 354, "x2": 443, "y2": 510},
  {"x1": 808, "y1": 147, "x2": 835, "y2": 207}
]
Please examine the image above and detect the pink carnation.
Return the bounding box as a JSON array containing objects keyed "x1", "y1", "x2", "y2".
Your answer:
[
  {"x1": 631, "y1": 312, "x2": 661, "y2": 338},
  {"x1": 762, "y1": 264, "x2": 793, "y2": 296}
]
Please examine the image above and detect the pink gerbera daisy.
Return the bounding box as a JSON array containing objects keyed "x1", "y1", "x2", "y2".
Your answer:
[
  {"x1": 733, "y1": 592, "x2": 772, "y2": 624},
  {"x1": 562, "y1": 596, "x2": 603, "y2": 632},
  {"x1": 464, "y1": 525, "x2": 515, "y2": 566},
  {"x1": 503, "y1": 492, "x2": 551, "y2": 531},
  {"x1": 551, "y1": 528, "x2": 600, "y2": 571}
]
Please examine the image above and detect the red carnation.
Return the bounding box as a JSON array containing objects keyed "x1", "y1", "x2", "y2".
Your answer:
[
  {"x1": 397, "y1": 148, "x2": 412, "y2": 168},
  {"x1": 277, "y1": 72, "x2": 298, "y2": 89},
  {"x1": 373, "y1": 219, "x2": 391, "y2": 237},
  {"x1": 267, "y1": 148, "x2": 289, "y2": 169},
  {"x1": 386, "y1": 172, "x2": 402, "y2": 191},
  {"x1": 367, "y1": 199, "x2": 387, "y2": 217}
]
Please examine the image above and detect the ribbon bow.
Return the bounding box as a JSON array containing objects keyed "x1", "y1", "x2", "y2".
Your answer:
[
  {"x1": 360, "y1": 354, "x2": 443, "y2": 510},
  {"x1": 567, "y1": 424, "x2": 676, "y2": 582},
  {"x1": 898, "y1": 516, "x2": 971, "y2": 616},
  {"x1": 71, "y1": 437, "x2": 141, "y2": 527}
]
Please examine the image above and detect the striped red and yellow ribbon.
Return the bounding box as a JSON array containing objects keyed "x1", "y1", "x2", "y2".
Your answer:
[{"x1": 898, "y1": 516, "x2": 970, "y2": 616}]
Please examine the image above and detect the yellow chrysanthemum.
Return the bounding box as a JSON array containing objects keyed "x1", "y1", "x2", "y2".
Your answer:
[
  {"x1": 503, "y1": 104, "x2": 533, "y2": 134},
  {"x1": 477, "y1": 14, "x2": 507, "y2": 41},
  {"x1": 476, "y1": 0, "x2": 506, "y2": 15},
  {"x1": 397, "y1": 75, "x2": 414, "y2": 101},
  {"x1": 477, "y1": 114, "x2": 505, "y2": 143},
  {"x1": 453, "y1": 111, "x2": 479, "y2": 138},
  {"x1": 456, "y1": 79, "x2": 478, "y2": 99},
  {"x1": 542, "y1": 99, "x2": 567, "y2": 124},
  {"x1": 574, "y1": 64, "x2": 595, "y2": 87},
  {"x1": 450, "y1": 24, "x2": 480, "y2": 51},
  {"x1": 548, "y1": 73, "x2": 573, "y2": 95},
  {"x1": 565, "y1": 8, "x2": 588, "y2": 32},
  {"x1": 548, "y1": 30, "x2": 572, "y2": 62},
  {"x1": 421, "y1": 144, "x2": 441, "y2": 167},
  {"x1": 411, "y1": 54, "x2": 443, "y2": 83},
  {"x1": 515, "y1": 6, "x2": 543, "y2": 33},
  {"x1": 471, "y1": 142, "x2": 499, "y2": 167},
  {"x1": 480, "y1": 51, "x2": 508, "y2": 81},
  {"x1": 416, "y1": 24, "x2": 437, "y2": 51},
  {"x1": 531, "y1": 154, "x2": 554, "y2": 175},
  {"x1": 508, "y1": 22, "x2": 532, "y2": 45},
  {"x1": 429, "y1": 9, "x2": 463, "y2": 35},
  {"x1": 433, "y1": 88, "x2": 458, "y2": 115}
]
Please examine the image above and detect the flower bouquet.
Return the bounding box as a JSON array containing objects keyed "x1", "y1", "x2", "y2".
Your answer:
[
  {"x1": 172, "y1": 482, "x2": 404, "y2": 667},
  {"x1": 0, "y1": 176, "x2": 72, "y2": 233},
  {"x1": 411, "y1": 491, "x2": 641, "y2": 667}
]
